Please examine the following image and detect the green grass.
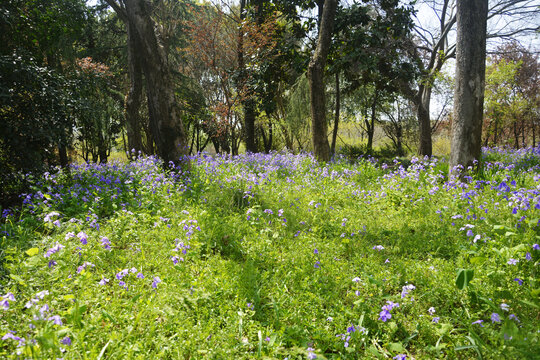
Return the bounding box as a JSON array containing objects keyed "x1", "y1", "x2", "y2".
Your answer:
[{"x1": 0, "y1": 150, "x2": 539, "y2": 359}]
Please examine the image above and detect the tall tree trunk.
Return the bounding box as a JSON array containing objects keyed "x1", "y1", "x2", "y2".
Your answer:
[
  {"x1": 396, "y1": 123, "x2": 404, "y2": 156},
  {"x1": 513, "y1": 121, "x2": 519, "y2": 148},
  {"x1": 450, "y1": 0, "x2": 488, "y2": 172},
  {"x1": 417, "y1": 85, "x2": 433, "y2": 156},
  {"x1": 243, "y1": 100, "x2": 257, "y2": 152},
  {"x1": 366, "y1": 92, "x2": 378, "y2": 153},
  {"x1": 98, "y1": 142, "x2": 108, "y2": 163},
  {"x1": 125, "y1": 22, "x2": 144, "y2": 158},
  {"x1": 308, "y1": 0, "x2": 337, "y2": 162},
  {"x1": 331, "y1": 72, "x2": 340, "y2": 156},
  {"x1": 521, "y1": 119, "x2": 526, "y2": 147},
  {"x1": 58, "y1": 144, "x2": 69, "y2": 168},
  {"x1": 237, "y1": 0, "x2": 257, "y2": 153},
  {"x1": 124, "y1": 0, "x2": 189, "y2": 169},
  {"x1": 484, "y1": 123, "x2": 490, "y2": 147},
  {"x1": 533, "y1": 121, "x2": 536, "y2": 147}
]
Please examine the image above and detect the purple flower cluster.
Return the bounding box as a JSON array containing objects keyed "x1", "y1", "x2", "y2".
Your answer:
[
  {"x1": 379, "y1": 300, "x2": 400, "y2": 322},
  {"x1": 0, "y1": 292, "x2": 16, "y2": 310}
]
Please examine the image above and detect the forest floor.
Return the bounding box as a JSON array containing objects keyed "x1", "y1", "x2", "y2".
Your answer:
[{"x1": 0, "y1": 147, "x2": 539, "y2": 359}]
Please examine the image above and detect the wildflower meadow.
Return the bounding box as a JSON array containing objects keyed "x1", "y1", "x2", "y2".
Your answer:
[{"x1": 1, "y1": 147, "x2": 539, "y2": 359}]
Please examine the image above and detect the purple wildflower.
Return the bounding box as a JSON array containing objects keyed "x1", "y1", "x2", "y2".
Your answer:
[
  {"x1": 100, "y1": 237, "x2": 111, "y2": 250},
  {"x1": 379, "y1": 310, "x2": 392, "y2": 322},
  {"x1": 152, "y1": 276, "x2": 161, "y2": 289},
  {"x1": 1, "y1": 292, "x2": 15, "y2": 309},
  {"x1": 307, "y1": 347, "x2": 317, "y2": 360},
  {"x1": 382, "y1": 301, "x2": 400, "y2": 311},
  {"x1": 116, "y1": 269, "x2": 129, "y2": 280},
  {"x1": 2, "y1": 332, "x2": 25, "y2": 347},
  {"x1": 44, "y1": 242, "x2": 64, "y2": 258},
  {"x1": 48, "y1": 315, "x2": 63, "y2": 325},
  {"x1": 401, "y1": 284, "x2": 416, "y2": 298},
  {"x1": 491, "y1": 313, "x2": 501, "y2": 323},
  {"x1": 77, "y1": 231, "x2": 88, "y2": 245}
]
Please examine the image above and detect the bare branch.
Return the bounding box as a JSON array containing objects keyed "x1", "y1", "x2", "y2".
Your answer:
[{"x1": 104, "y1": 0, "x2": 127, "y2": 22}]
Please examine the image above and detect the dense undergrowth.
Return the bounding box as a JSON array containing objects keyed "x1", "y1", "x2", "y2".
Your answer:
[{"x1": 0, "y1": 147, "x2": 539, "y2": 359}]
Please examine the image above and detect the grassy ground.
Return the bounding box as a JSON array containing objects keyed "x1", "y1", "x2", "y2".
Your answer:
[{"x1": 0, "y1": 148, "x2": 539, "y2": 359}]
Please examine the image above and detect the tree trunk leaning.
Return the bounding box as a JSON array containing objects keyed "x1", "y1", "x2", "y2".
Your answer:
[{"x1": 124, "y1": 0, "x2": 189, "y2": 169}]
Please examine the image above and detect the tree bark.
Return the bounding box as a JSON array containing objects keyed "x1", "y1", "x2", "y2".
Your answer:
[
  {"x1": 330, "y1": 72, "x2": 340, "y2": 156},
  {"x1": 308, "y1": 0, "x2": 337, "y2": 162},
  {"x1": 417, "y1": 85, "x2": 433, "y2": 156},
  {"x1": 450, "y1": 0, "x2": 488, "y2": 172},
  {"x1": 125, "y1": 21, "x2": 144, "y2": 158},
  {"x1": 124, "y1": 0, "x2": 189, "y2": 169},
  {"x1": 513, "y1": 121, "x2": 519, "y2": 148},
  {"x1": 237, "y1": 0, "x2": 257, "y2": 153},
  {"x1": 366, "y1": 91, "x2": 378, "y2": 154}
]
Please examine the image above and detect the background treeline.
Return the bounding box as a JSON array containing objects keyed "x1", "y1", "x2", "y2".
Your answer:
[{"x1": 1, "y1": 0, "x2": 539, "y2": 205}]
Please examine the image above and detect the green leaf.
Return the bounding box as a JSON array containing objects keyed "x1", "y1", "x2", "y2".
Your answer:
[
  {"x1": 368, "y1": 276, "x2": 383, "y2": 286},
  {"x1": 470, "y1": 256, "x2": 486, "y2": 265},
  {"x1": 493, "y1": 225, "x2": 508, "y2": 233},
  {"x1": 456, "y1": 269, "x2": 474, "y2": 290},
  {"x1": 96, "y1": 340, "x2": 111, "y2": 360},
  {"x1": 388, "y1": 342, "x2": 405, "y2": 352},
  {"x1": 25, "y1": 248, "x2": 39, "y2": 256},
  {"x1": 519, "y1": 299, "x2": 539, "y2": 309},
  {"x1": 9, "y1": 274, "x2": 26, "y2": 286}
]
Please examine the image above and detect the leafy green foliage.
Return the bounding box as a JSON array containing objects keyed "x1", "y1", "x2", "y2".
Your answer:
[{"x1": 0, "y1": 55, "x2": 73, "y2": 204}]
